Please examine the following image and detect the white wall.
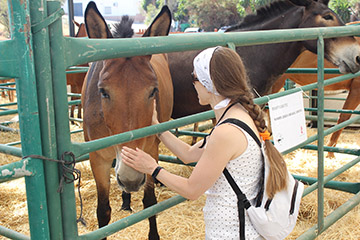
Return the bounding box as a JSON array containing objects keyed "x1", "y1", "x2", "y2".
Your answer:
[{"x1": 63, "y1": 0, "x2": 141, "y2": 18}]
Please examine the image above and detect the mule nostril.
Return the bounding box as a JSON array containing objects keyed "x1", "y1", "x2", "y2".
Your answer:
[{"x1": 356, "y1": 56, "x2": 360, "y2": 65}]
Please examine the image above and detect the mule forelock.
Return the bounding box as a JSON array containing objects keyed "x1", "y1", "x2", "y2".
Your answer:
[
  {"x1": 227, "y1": 0, "x2": 297, "y2": 31},
  {"x1": 112, "y1": 15, "x2": 134, "y2": 38}
]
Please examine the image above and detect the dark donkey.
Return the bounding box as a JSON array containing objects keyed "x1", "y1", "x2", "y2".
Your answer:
[
  {"x1": 169, "y1": 0, "x2": 360, "y2": 119},
  {"x1": 82, "y1": 2, "x2": 173, "y2": 239}
]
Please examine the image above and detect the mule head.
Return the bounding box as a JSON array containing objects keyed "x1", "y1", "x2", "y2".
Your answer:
[
  {"x1": 289, "y1": 0, "x2": 360, "y2": 73},
  {"x1": 85, "y1": 1, "x2": 171, "y2": 193}
]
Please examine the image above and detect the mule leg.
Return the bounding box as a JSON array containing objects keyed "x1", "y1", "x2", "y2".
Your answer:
[
  {"x1": 70, "y1": 103, "x2": 76, "y2": 124},
  {"x1": 121, "y1": 191, "x2": 132, "y2": 211},
  {"x1": 73, "y1": 82, "x2": 83, "y2": 120},
  {"x1": 326, "y1": 83, "x2": 360, "y2": 158},
  {"x1": 143, "y1": 176, "x2": 159, "y2": 240},
  {"x1": 191, "y1": 122, "x2": 199, "y2": 145},
  {"x1": 90, "y1": 152, "x2": 113, "y2": 236},
  {"x1": 191, "y1": 118, "x2": 216, "y2": 145},
  {"x1": 78, "y1": 103, "x2": 82, "y2": 119},
  {"x1": 69, "y1": 83, "x2": 76, "y2": 124}
]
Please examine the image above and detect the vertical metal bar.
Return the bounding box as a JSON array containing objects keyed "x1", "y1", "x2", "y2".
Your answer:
[
  {"x1": 68, "y1": 0, "x2": 75, "y2": 36},
  {"x1": 8, "y1": 0, "x2": 51, "y2": 239},
  {"x1": 47, "y1": 1, "x2": 79, "y2": 239},
  {"x1": 29, "y1": 0, "x2": 64, "y2": 238},
  {"x1": 317, "y1": 36, "x2": 325, "y2": 233}
]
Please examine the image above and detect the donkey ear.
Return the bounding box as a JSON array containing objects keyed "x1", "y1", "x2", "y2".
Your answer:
[
  {"x1": 72, "y1": 20, "x2": 81, "y2": 28},
  {"x1": 142, "y1": 6, "x2": 172, "y2": 37},
  {"x1": 288, "y1": 0, "x2": 313, "y2": 7},
  {"x1": 84, "y1": 1, "x2": 113, "y2": 39}
]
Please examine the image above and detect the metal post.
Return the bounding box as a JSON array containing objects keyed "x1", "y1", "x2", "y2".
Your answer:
[
  {"x1": 8, "y1": 0, "x2": 51, "y2": 238},
  {"x1": 68, "y1": 0, "x2": 75, "y2": 37},
  {"x1": 29, "y1": 0, "x2": 65, "y2": 238},
  {"x1": 317, "y1": 36, "x2": 325, "y2": 234},
  {"x1": 48, "y1": 1, "x2": 79, "y2": 239}
]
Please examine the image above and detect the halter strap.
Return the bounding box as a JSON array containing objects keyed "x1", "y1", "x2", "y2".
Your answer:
[{"x1": 199, "y1": 102, "x2": 237, "y2": 148}]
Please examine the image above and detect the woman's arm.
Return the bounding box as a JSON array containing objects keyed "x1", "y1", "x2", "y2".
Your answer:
[
  {"x1": 157, "y1": 130, "x2": 204, "y2": 164},
  {"x1": 121, "y1": 124, "x2": 246, "y2": 200},
  {"x1": 153, "y1": 102, "x2": 204, "y2": 163}
]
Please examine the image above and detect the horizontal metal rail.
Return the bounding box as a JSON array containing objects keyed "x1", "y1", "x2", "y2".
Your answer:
[
  {"x1": 61, "y1": 25, "x2": 360, "y2": 67},
  {"x1": 285, "y1": 68, "x2": 341, "y2": 74},
  {"x1": 0, "y1": 226, "x2": 29, "y2": 240},
  {"x1": 71, "y1": 110, "x2": 215, "y2": 157},
  {"x1": 0, "y1": 158, "x2": 34, "y2": 183}
]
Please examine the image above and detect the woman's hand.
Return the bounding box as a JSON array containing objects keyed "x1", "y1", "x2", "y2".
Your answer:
[
  {"x1": 121, "y1": 146, "x2": 158, "y2": 175},
  {"x1": 152, "y1": 101, "x2": 160, "y2": 125}
]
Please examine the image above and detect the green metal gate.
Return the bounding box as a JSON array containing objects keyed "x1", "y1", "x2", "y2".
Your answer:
[{"x1": 0, "y1": 0, "x2": 360, "y2": 239}]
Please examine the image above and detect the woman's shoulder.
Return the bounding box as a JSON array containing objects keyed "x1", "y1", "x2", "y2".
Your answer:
[
  {"x1": 225, "y1": 106, "x2": 260, "y2": 135},
  {"x1": 211, "y1": 121, "x2": 248, "y2": 144},
  {"x1": 209, "y1": 122, "x2": 248, "y2": 159}
]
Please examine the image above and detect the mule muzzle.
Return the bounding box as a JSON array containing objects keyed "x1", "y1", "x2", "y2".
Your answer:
[{"x1": 116, "y1": 174, "x2": 146, "y2": 193}]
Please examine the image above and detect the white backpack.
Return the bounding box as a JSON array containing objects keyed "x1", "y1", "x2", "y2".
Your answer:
[{"x1": 221, "y1": 118, "x2": 304, "y2": 240}]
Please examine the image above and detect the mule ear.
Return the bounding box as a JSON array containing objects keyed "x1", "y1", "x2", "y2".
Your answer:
[
  {"x1": 288, "y1": 0, "x2": 312, "y2": 7},
  {"x1": 73, "y1": 20, "x2": 81, "y2": 27},
  {"x1": 142, "y1": 6, "x2": 172, "y2": 37},
  {"x1": 85, "y1": 1, "x2": 113, "y2": 39}
]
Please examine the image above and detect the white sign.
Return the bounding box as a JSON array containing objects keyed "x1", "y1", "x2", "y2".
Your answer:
[{"x1": 268, "y1": 91, "x2": 307, "y2": 152}]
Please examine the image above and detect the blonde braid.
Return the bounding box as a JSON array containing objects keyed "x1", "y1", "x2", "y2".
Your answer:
[{"x1": 236, "y1": 93, "x2": 267, "y2": 133}]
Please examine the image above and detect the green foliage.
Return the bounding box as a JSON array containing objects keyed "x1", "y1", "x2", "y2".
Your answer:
[
  {"x1": 181, "y1": 0, "x2": 242, "y2": 31},
  {"x1": 144, "y1": 4, "x2": 162, "y2": 25},
  {"x1": 142, "y1": 0, "x2": 155, "y2": 12},
  {"x1": 0, "y1": 0, "x2": 10, "y2": 37},
  {"x1": 173, "y1": 0, "x2": 189, "y2": 22},
  {"x1": 329, "y1": 0, "x2": 351, "y2": 23},
  {"x1": 142, "y1": 0, "x2": 359, "y2": 32}
]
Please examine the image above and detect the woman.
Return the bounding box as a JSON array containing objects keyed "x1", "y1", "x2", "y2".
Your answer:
[{"x1": 121, "y1": 46, "x2": 288, "y2": 239}]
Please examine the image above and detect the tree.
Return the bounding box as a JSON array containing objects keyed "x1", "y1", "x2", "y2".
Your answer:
[
  {"x1": 142, "y1": 0, "x2": 178, "y2": 25},
  {"x1": 142, "y1": 0, "x2": 157, "y2": 12},
  {"x1": 181, "y1": 0, "x2": 242, "y2": 31},
  {"x1": 329, "y1": 0, "x2": 351, "y2": 23}
]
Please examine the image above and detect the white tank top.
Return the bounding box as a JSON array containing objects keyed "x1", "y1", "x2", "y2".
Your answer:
[{"x1": 203, "y1": 124, "x2": 264, "y2": 240}]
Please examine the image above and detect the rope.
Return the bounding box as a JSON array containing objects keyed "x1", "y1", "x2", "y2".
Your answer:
[{"x1": 23, "y1": 152, "x2": 87, "y2": 227}]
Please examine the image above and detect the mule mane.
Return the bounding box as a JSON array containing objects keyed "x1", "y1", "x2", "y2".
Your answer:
[
  {"x1": 112, "y1": 15, "x2": 134, "y2": 38},
  {"x1": 227, "y1": 0, "x2": 297, "y2": 31}
]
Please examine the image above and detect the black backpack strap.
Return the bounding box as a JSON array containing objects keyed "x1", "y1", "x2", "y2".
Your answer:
[
  {"x1": 220, "y1": 118, "x2": 265, "y2": 206},
  {"x1": 219, "y1": 118, "x2": 262, "y2": 240},
  {"x1": 223, "y1": 168, "x2": 251, "y2": 240},
  {"x1": 220, "y1": 118, "x2": 261, "y2": 147}
]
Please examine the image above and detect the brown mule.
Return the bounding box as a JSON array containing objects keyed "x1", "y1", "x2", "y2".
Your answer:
[{"x1": 81, "y1": 2, "x2": 173, "y2": 239}]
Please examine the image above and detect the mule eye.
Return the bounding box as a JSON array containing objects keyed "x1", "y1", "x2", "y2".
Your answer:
[
  {"x1": 149, "y1": 87, "x2": 158, "y2": 98},
  {"x1": 323, "y1": 15, "x2": 333, "y2": 20},
  {"x1": 99, "y1": 88, "x2": 110, "y2": 99}
]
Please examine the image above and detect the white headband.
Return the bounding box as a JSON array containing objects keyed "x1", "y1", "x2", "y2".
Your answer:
[{"x1": 193, "y1": 47, "x2": 220, "y2": 95}]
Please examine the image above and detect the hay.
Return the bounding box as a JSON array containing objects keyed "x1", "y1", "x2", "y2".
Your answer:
[{"x1": 0, "y1": 124, "x2": 359, "y2": 239}]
